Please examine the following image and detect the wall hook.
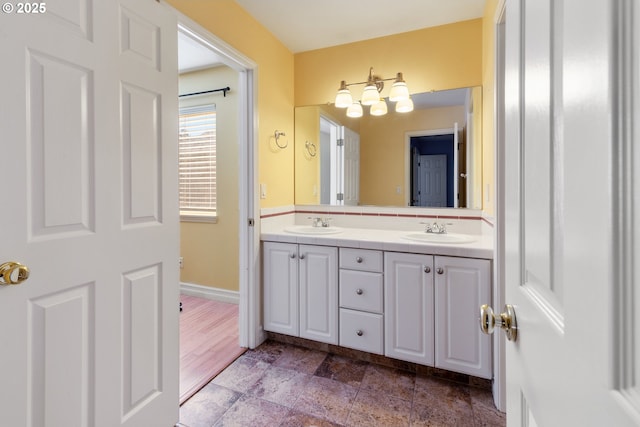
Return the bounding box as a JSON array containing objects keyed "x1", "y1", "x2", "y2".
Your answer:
[
  {"x1": 274, "y1": 130, "x2": 288, "y2": 149},
  {"x1": 305, "y1": 140, "x2": 317, "y2": 157}
]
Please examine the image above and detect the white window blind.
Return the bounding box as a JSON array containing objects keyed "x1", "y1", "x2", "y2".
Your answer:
[{"x1": 179, "y1": 104, "x2": 216, "y2": 218}]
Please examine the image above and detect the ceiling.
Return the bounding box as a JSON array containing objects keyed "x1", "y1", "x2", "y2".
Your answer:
[{"x1": 234, "y1": 0, "x2": 487, "y2": 53}]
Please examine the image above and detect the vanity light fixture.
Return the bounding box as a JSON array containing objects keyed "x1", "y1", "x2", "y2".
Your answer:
[{"x1": 334, "y1": 67, "x2": 412, "y2": 117}]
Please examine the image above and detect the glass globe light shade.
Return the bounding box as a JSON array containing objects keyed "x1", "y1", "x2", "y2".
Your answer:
[
  {"x1": 360, "y1": 84, "x2": 380, "y2": 106},
  {"x1": 395, "y1": 97, "x2": 414, "y2": 113},
  {"x1": 389, "y1": 82, "x2": 409, "y2": 102},
  {"x1": 370, "y1": 99, "x2": 388, "y2": 116},
  {"x1": 334, "y1": 81, "x2": 353, "y2": 108},
  {"x1": 346, "y1": 101, "x2": 363, "y2": 118}
]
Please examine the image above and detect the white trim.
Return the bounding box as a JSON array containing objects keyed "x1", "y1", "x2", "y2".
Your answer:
[
  {"x1": 174, "y1": 11, "x2": 260, "y2": 350},
  {"x1": 493, "y1": 0, "x2": 507, "y2": 413},
  {"x1": 180, "y1": 282, "x2": 239, "y2": 304}
]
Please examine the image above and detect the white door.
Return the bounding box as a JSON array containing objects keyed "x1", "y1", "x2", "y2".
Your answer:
[
  {"x1": 342, "y1": 126, "x2": 360, "y2": 206},
  {"x1": 0, "y1": 1, "x2": 179, "y2": 426},
  {"x1": 503, "y1": 0, "x2": 640, "y2": 425},
  {"x1": 419, "y1": 155, "x2": 447, "y2": 207}
]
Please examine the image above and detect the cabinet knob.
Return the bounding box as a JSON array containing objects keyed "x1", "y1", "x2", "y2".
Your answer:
[
  {"x1": 424, "y1": 266, "x2": 431, "y2": 273},
  {"x1": 290, "y1": 253, "x2": 296, "y2": 259},
  {"x1": 436, "y1": 267, "x2": 444, "y2": 274},
  {"x1": 356, "y1": 288, "x2": 363, "y2": 295},
  {"x1": 356, "y1": 330, "x2": 364, "y2": 336},
  {"x1": 356, "y1": 256, "x2": 363, "y2": 263},
  {"x1": 299, "y1": 254, "x2": 305, "y2": 260}
]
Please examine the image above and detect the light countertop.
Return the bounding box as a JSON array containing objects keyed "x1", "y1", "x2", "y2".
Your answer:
[{"x1": 261, "y1": 227, "x2": 493, "y2": 260}]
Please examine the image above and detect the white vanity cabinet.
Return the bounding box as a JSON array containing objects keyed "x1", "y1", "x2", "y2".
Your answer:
[
  {"x1": 263, "y1": 242, "x2": 338, "y2": 344},
  {"x1": 434, "y1": 256, "x2": 492, "y2": 378},
  {"x1": 384, "y1": 252, "x2": 492, "y2": 378},
  {"x1": 339, "y1": 248, "x2": 384, "y2": 354},
  {"x1": 384, "y1": 252, "x2": 435, "y2": 365},
  {"x1": 262, "y1": 233, "x2": 492, "y2": 379}
]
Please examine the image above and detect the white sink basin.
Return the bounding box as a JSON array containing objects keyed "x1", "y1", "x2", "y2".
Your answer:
[
  {"x1": 403, "y1": 232, "x2": 476, "y2": 244},
  {"x1": 284, "y1": 225, "x2": 344, "y2": 235}
]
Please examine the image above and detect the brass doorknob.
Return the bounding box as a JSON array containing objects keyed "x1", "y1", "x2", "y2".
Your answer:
[
  {"x1": 0, "y1": 261, "x2": 30, "y2": 285},
  {"x1": 479, "y1": 304, "x2": 518, "y2": 341}
]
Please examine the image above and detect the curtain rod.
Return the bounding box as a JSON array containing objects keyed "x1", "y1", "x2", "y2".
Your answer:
[{"x1": 179, "y1": 87, "x2": 230, "y2": 98}]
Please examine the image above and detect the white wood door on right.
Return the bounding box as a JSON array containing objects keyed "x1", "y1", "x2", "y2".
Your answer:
[{"x1": 502, "y1": 0, "x2": 640, "y2": 425}]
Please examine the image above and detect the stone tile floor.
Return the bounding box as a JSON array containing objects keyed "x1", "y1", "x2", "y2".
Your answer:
[{"x1": 177, "y1": 340, "x2": 506, "y2": 427}]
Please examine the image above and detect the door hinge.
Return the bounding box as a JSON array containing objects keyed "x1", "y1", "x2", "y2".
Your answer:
[
  {"x1": 337, "y1": 138, "x2": 344, "y2": 147},
  {"x1": 336, "y1": 193, "x2": 344, "y2": 201},
  {"x1": 248, "y1": 218, "x2": 255, "y2": 226}
]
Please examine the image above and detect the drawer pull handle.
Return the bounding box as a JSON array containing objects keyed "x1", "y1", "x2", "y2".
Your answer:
[
  {"x1": 356, "y1": 330, "x2": 364, "y2": 336},
  {"x1": 356, "y1": 288, "x2": 363, "y2": 295},
  {"x1": 356, "y1": 256, "x2": 363, "y2": 263},
  {"x1": 436, "y1": 267, "x2": 444, "y2": 274},
  {"x1": 424, "y1": 266, "x2": 431, "y2": 273}
]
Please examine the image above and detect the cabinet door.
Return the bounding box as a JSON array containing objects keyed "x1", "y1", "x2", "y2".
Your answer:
[
  {"x1": 434, "y1": 256, "x2": 492, "y2": 378},
  {"x1": 299, "y1": 245, "x2": 338, "y2": 344},
  {"x1": 384, "y1": 252, "x2": 435, "y2": 365},
  {"x1": 263, "y1": 242, "x2": 299, "y2": 336}
]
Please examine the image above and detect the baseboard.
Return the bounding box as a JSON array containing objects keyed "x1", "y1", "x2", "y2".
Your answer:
[{"x1": 179, "y1": 282, "x2": 240, "y2": 304}]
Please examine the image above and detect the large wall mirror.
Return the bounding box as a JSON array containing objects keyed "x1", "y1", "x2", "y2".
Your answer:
[{"x1": 294, "y1": 86, "x2": 483, "y2": 209}]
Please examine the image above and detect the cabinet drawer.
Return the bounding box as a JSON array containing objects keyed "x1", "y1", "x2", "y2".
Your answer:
[
  {"x1": 339, "y1": 309, "x2": 383, "y2": 354},
  {"x1": 339, "y1": 270, "x2": 383, "y2": 313},
  {"x1": 339, "y1": 248, "x2": 383, "y2": 272}
]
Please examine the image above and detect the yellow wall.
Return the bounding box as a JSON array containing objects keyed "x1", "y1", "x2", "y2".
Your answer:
[
  {"x1": 167, "y1": 0, "x2": 295, "y2": 208},
  {"x1": 293, "y1": 106, "x2": 321, "y2": 204},
  {"x1": 179, "y1": 66, "x2": 239, "y2": 291},
  {"x1": 482, "y1": 0, "x2": 500, "y2": 216},
  {"x1": 294, "y1": 19, "x2": 483, "y2": 107}
]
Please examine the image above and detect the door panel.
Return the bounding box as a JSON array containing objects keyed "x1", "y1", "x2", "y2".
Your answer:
[
  {"x1": 0, "y1": 1, "x2": 179, "y2": 426},
  {"x1": 342, "y1": 127, "x2": 360, "y2": 206},
  {"x1": 504, "y1": 0, "x2": 640, "y2": 424}
]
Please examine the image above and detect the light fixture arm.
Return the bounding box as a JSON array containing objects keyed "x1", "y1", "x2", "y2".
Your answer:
[{"x1": 342, "y1": 67, "x2": 396, "y2": 92}]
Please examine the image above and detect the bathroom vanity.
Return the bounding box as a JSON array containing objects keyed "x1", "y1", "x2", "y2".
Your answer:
[{"x1": 261, "y1": 207, "x2": 494, "y2": 380}]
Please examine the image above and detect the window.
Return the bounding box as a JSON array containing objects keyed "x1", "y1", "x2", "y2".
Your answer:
[{"x1": 178, "y1": 104, "x2": 216, "y2": 221}]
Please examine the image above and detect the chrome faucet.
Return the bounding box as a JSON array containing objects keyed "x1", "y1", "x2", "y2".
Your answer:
[
  {"x1": 423, "y1": 221, "x2": 451, "y2": 234},
  {"x1": 308, "y1": 216, "x2": 332, "y2": 227}
]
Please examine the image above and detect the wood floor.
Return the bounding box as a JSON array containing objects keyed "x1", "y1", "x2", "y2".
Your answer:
[{"x1": 179, "y1": 294, "x2": 246, "y2": 404}]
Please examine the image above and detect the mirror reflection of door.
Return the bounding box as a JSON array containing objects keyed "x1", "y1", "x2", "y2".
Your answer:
[
  {"x1": 319, "y1": 116, "x2": 360, "y2": 205},
  {"x1": 410, "y1": 133, "x2": 456, "y2": 207},
  {"x1": 458, "y1": 127, "x2": 467, "y2": 207},
  {"x1": 342, "y1": 127, "x2": 360, "y2": 206},
  {"x1": 418, "y1": 154, "x2": 447, "y2": 207}
]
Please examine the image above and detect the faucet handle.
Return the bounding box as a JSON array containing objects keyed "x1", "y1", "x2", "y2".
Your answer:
[
  {"x1": 321, "y1": 217, "x2": 332, "y2": 227},
  {"x1": 420, "y1": 222, "x2": 433, "y2": 233},
  {"x1": 307, "y1": 216, "x2": 323, "y2": 227}
]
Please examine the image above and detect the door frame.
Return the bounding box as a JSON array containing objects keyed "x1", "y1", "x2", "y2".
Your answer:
[
  {"x1": 492, "y1": 0, "x2": 507, "y2": 413},
  {"x1": 175, "y1": 12, "x2": 260, "y2": 348},
  {"x1": 404, "y1": 127, "x2": 458, "y2": 207}
]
